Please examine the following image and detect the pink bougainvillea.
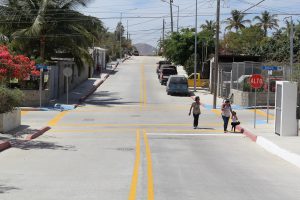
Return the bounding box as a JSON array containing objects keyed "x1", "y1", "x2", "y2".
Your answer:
[{"x1": 0, "y1": 45, "x2": 39, "y2": 81}]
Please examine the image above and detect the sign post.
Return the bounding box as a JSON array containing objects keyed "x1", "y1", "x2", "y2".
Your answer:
[
  {"x1": 39, "y1": 68, "x2": 43, "y2": 108},
  {"x1": 261, "y1": 66, "x2": 282, "y2": 123},
  {"x1": 63, "y1": 67, "x2": 73, "y2": 104},
  {"x1": 250, "y1": 74, "x2": 264, "y2": 128}
]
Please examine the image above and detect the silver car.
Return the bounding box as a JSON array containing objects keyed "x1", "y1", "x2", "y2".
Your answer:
[{"x1": 166, "y1": 75, "x2": 189, "y2": 96}]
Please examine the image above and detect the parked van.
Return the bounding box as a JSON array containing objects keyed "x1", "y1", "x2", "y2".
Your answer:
[
  {"x1": 166, "y1": 75, "x2": 189, "y2": 95},
  {"x1": 159, "y1": 68, "x2": 177, "y2": 85}
]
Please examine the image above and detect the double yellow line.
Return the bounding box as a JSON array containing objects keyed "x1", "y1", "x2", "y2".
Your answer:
[
  {"x1": 140, "y1": 64, "x2": 147, "y2": 108},
  {"x1": 129, "y1": 129, "x2": 154, "y2": 200}
]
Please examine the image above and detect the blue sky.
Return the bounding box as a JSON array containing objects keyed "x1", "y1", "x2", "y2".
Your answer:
[{"x1": 78, "y1": 0, "x2": 300, "y2": 48}]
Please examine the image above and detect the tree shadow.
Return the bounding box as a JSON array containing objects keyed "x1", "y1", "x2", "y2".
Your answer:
[
  {"x1": 0, "y1": 185, "x2": 20, "y2": 194},
  {"x1": 5, "y1": 126, "x2": 38, "y2": 138},
  {"x1": 10, "y1": 139, "x2": 77, "y2": 151}
]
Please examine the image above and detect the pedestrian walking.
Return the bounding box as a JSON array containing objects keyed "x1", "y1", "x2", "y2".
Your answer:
[
  {"x1": 231, "y1": 111, "x2": 240, "y2": 132},
  {"x1": 221, "y1": 99, "x2": 232, "y2": 133},
  {"x1": 189, "y1": 96, "x2": 201, "y2": 129}
]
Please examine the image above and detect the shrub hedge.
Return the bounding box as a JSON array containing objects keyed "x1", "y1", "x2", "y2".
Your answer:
[{"x1": 0, "y1": 86, "x2": 24, "y2": 113}]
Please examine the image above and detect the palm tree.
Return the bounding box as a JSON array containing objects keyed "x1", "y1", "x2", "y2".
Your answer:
[
  {"x1": 253, "y1": 11, "x2": 279, "y2": 37},
  {"x1": 200, "y1": 20, "x2": 216, "y2": 34},
  {"x1": 0, "y1": 0, "x2": 105, "y2": 69},
  {"x1": 224, "y1": 10, "x2": 250, "y2": 32}
]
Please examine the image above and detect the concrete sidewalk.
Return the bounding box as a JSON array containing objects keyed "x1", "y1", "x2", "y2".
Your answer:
[
  {"x1": 1, "y1": 60, "x2": 122, "y2": 151},
  {"x1": 192, "y1": 89, "x2": 300, "y2": 169}
]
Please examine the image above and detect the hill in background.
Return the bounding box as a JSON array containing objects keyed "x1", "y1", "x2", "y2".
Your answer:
[{"x1": 134, "y1": 43, "x2": 157, "y2": 56}]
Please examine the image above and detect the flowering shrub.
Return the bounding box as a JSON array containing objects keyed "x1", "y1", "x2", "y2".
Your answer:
[{"x1": 0, "y1": 45, "x2": 40, "y2": 82}]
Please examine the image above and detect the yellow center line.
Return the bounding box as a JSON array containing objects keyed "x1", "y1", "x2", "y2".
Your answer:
[
  {"x1": 140, "y1": 64, "x2": 147, "y2": 108},
  {"x1": 128, "y1": 129, "x2": 141, "y2": 200},
  {"x1": 47, "y1": 111, "x2": 68, "y2": 126},
  {"x1": 143, "y1": 130, "x2": 154, "y2": 200},
  {"x1": 21, "y1": 111, "x2": 28, "y2": 116}
]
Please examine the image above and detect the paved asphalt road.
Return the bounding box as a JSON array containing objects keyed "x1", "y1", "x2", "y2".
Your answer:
[{"x1": 1, "y1": 56, "x2": 300, "y2": 200}]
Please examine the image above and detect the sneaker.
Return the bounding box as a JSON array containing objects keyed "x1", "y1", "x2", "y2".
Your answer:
[{"x1": 194, "y1": 127, "x2": 197, "y2": 129}]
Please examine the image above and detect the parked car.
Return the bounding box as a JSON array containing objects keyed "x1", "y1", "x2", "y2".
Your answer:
[
  {"x1": 158, "y1": 64, "x2": 177, "y2": 79},
  {"x1": 133, "y1": 50, "x2": 139, "y2": 56},
  {"x1": 166, "y1": 75, "x2": 189, "y2": 95},
  {"x1": 156, "y1": 60, "x2": 171, "y2": 74},
  {"x1": 159, "y1": 68, "x2": 177, "y2": 85}
]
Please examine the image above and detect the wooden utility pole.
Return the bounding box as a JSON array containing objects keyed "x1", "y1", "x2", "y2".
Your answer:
[{"x1": 170, "y1": 0, "x2": 174, "y2": 33}]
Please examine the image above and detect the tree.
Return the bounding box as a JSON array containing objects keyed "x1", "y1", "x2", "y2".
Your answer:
[
  {"x1": 224, "y1": 10, "x2": 251, "y2": 32},
  {"x1": 0, "y1": 0, "x2": 105, "y2": 70},
  {"x1": 253, "y1": 11, "x2": 279, "y2": 37},
  {"x1": 200, "y1": 20, "x2": 216, "y2": 34}
]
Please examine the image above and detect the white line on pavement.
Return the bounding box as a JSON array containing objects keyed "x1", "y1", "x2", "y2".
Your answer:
[{"x1": 146, "y1": 133, "x2": 244, "y2": 137}]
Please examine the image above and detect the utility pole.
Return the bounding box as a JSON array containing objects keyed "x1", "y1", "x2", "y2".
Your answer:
[
  {"x1": 176, "y1": 5, "x2": 179, "y2": 32},
  {"x1": 163, "y1": 18, "x2": 165, "y2": 44},
  {"x1": 290, "y1": 16, "x2": 294, "y2": 81},
  {"x1": 194, "y1": 0, "x2": 198, "y2": 92},
  {"x1": 119, "y1": 13, "x2": 122, "y2": 59},
  {"x1": 127, "y1": 20, "x2": 129, "y2": 40},
  {"x1": 213, "y1": 0, "x2": 220, "y2": 109},
  {"x1": 170, "y1": 0, "x2": 174, "y2": 33}
]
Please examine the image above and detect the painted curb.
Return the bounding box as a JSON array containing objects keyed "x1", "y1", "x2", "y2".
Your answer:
[
  {"x1": 21, "y1": 107, "x2": 44, "y2": 111},
  {"x1": 26, "y1": 126, "x2": 51, "y2": 140},
  {"x1": 0, "y1": 140, "x2": 11, "y2": 152},
  {"x1": 236, "y1": 125, "x2": 257, "y2": 142}
]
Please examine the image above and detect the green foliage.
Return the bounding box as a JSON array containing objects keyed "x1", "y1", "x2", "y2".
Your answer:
[
  {"x1": 162, "y1": 28, "x2": 214, "y2": 73},
  {"x1": 0, "y1": 86, "x2": 24, "y2": 113}
]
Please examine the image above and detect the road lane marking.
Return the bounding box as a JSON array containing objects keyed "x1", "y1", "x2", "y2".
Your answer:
[
  {"x1": 57, "y1": 123, "x2": 222, "y2": 127},
  {"x1": 146, "y1": 133, "x2": 243, "y2": 136},
  {"x1": 21, "y1": 111, "x2": 28, "y2": 116},
  {"x1": 47, "y1": 111, "x2": 68, "y2": 126},
  {"x1": 143, "y1": 130, "x2": 154, "y2": 200},
  {"x1": 250, "y1": 109, "x2": 275, "y2": 119},
  {"x1": 128, "y1": 130, "x2": 141, "y2": 200},
  {"x1": 49, "y1": 128, "x2": 224, "y2": 133},
  {"x1": 140, "y1": 64, "x2": 147, "y2": 108}
]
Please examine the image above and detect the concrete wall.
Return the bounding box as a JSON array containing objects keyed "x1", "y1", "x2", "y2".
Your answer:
[
  {"x1": 21, "y1": 90, "x2": 50, "y2": 107},
  {"x1": 0, "y1": 109, "x2": 21, "y2": 133},
  {"x1": 232, "y1": 89, "x2": 275, "y2": 107}
]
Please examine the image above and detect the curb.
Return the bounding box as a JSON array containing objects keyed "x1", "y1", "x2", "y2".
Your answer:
[
  {"x1": 236, "y1": 125, "x2": 257, "y2": 142},
  {"x1": 25, "y1": 126, "x2": 51, "y2": 140},
  {"x1": 78, "y1": 63, "x2": 118, "y2": 104},
  {"x1": 0, "y1": 140, "x2": 11, "y2": 152},
  {"x1": 21, "y1": 107, "x2": 45, "y2": 111}
]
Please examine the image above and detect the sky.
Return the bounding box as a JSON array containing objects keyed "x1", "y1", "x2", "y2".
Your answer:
[{"x1": 78, "y1": 0, "x2": 300, "y2": 48}]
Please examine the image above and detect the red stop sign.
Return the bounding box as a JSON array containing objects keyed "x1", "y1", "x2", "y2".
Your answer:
[{"x1": 250, "y1": 74, "x2": 264, "y2": 89}]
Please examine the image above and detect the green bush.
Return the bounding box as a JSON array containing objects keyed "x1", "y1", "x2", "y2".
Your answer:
[{"x1": 0, "y1": 86, "x2": 24, "y2": 113}]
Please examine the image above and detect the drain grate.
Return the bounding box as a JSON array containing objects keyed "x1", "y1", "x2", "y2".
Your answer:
[{"x1": 83, "y1": 118, "x2": 95, "y2": 121}]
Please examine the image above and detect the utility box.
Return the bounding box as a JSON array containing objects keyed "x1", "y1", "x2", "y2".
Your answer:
[{"x1": 275, "y1": 81, "x2": 298, "y2": 136}]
